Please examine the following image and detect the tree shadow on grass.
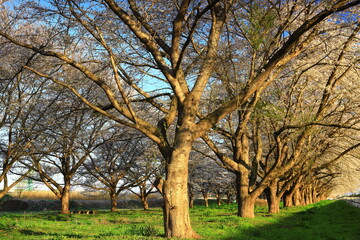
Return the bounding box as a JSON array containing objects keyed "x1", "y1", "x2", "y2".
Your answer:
[
  {"x1": 19, "y1": 229, "x2": 84, "y2": 238},
  {"x1": 221, "y1": 200, "x2": 360, "y2": 240}
]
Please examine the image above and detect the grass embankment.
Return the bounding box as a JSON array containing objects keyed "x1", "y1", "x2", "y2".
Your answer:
[{"x1": 0, "y1": 200, "x2": 359, "y2": 240}]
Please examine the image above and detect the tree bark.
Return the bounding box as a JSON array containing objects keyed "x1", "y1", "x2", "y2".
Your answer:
[
  {"x1": 141, "y1": 195, "x2": 149, "y2": 210},
  {"x1": 161, "y1": 138, "x2": 200, "y2": 239},
  {"x1": 267, "y1": 196, "x2": 280, "y2": 214},
  {"x1": 189, "y1": 197, "x2": 194, "y2": 209},
  {"x1": 293, "y1": 188, "x2": 301, "y2": 206},
  {"x1": 0, "y1": 192, "x2": 6, "y2": 199},
  {"x1": 0, "y1": 185, "x2": 9, "y2": 199},
  {"x1": 202, "y1": 192, "x2": 209, "y2": 207},
  {"x1": 215, "y1": 191, "x2": 221, "y2": 206},
  {"x1": 61, "y1": 182, "x2": 71, "y2": 214},
  {"x1": 300, "y1": 189, "x2": 306, "y2": 205},
  {"x1": 283, "y1": 191, "x2": 294, "y2": 208},
  {"x1": 189, "y1": 192, "x2": 194, "y2": 209},
  {"x1": 266, "y1": 181, "x2": 280, "y2": 214},
  {"x1": 304, "y1": 186, "x2": 313, "y2": 205},
  {"x1": 238, "y1": 196, "x2": 256, "y2": 218},
  {"x1": 312, "y1": 186, "x2": 318, "y2": 203},
  {"x1": 236, "y1": 172, "x2": 256, "y2": 218},
  {"x1": 110, "y1": 192, "x2": 117, "y2": 212}
]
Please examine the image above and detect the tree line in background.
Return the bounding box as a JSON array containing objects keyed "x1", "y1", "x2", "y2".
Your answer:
[{"x1": 0, "y1": 0, "x2": 359, "y2": 238}]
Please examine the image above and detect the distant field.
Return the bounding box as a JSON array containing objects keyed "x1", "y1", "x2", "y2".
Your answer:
[
  {"x1": 9, "y1": 190, "x2": 133, "y2": 201},
  {"x1": 9, "y1": 190, "x2": 165, "y2": 201},
  {"x1": 0, "y1": 200, "x2": 359, "y2": 240}
]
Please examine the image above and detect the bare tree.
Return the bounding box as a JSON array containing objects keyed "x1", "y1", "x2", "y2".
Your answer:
[
  {"x1": 202, "y1": 14, "x2": 360, "y2": 216},
  {"x1": 127, "y1": 151, "x2": 163, "y2": 210},
  {"x1": 1, "y1": 0, "x2": 359, "y2": 237},
  {"x1": 81, "y1": 128, "x2": 147, "y2": 212},
  {"x1": 0, "y1": 33, "x2": 47, "y2": 198},
  {"x1": 28, "y1": 92, "x2": 107, "y2": 214}
]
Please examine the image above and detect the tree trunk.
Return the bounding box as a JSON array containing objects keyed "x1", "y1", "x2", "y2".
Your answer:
[
  {"x1": 202, "y1": 192, "x2": 209, "y2": 207},
  {"x1": 283, "y1": 191, "x2": 293, "y2": 208},
  {"x1": 293, "y1": 188, "x2": 301, "y2": 206},
  {"x1": 312, "y1": 186, "x2": 318, "y2": 203},
  {"x1": 110, "y1": 192, "x2": 117, "y2": 212},
  {"x1": 0, "y1": 175, "x2": 9, "y2": 199},
  {"x1": 161, "y1": 141, "x2": 200, "y2": 239},
  {"x1": 188, "y1": 184, "x2": 194, "y2": 208},
  {"x1": 0, "y1": 191, "x2": 6, "y2": 199},
  {"x1": 141, "y1": 195, "x2": 149, "y2": 210},
  {"x1": 236, "y1": 170, "x2": 256, "y2": 218},
  {"x1": 61, "y1": 182, "x2": 70, "y2": 214},
  {"x1": 189, "y1": 193, "x2": 194, "y2": 209},
  {"x1": 189, "y1": 197, "x2": 194, "y2": 208},
  {"x1": 238, "y1": 196, "x2": 256, "y2": 218},
  {"x1": 215, "y1": 191, "x2": 221, "y2": 206},
  {"x1": 300, "y1": 189, "x2": 306, "y2": 205},
  {"x1": 226, "y1": 192, "x2": 232, "y2": 204},
  {"x1": 267, "y1": 197, "x2": 280, "y2": 214},
  {"x1": 304, "y1": 187, "x2": 312, "y2": 205},
  {"x1": 266, "y1": 181, "x2": 280, "y2": 214},
  {"x1": 0, "y1": 188, "x2": 9, "y2": 199}
]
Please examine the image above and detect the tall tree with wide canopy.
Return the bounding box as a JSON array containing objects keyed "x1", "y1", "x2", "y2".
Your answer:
[{"x1": 1, "y1": 0, "x2": 359, "y2": 238}]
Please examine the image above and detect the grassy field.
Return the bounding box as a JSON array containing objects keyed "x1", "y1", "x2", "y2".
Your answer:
[{"x1": 0, "y1": 200, "x2": 359, "y2": 240}]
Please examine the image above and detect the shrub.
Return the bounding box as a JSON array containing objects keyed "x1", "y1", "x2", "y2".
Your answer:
[{"x1": 0, "y1": 199, "x2": 29, "y2": 211}]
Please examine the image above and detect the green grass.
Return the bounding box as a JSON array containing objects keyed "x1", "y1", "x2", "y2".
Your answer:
[{"x1": 0, "y1": 200, "x2": 359, "y2": 239}]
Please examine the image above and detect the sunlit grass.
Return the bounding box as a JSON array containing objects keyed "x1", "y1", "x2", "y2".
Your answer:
[{"x1": 0, "y1": 200, "x2": 359, "y2": 239}]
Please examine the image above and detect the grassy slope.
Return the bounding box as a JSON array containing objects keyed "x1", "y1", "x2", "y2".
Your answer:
[{"x1": 0, "y1": 200, "x2": 359, "y2": 240}]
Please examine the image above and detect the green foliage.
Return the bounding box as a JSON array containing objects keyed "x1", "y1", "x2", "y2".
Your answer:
[
  {"x1": 241, "y1": 2, "x2": 277, "y2": 50},
  {"x1": 254, "y1": 100, "x2": 286, "y2": 120},
  {"x1": 0, "y1": 200, "x2": 359, "y2": 239}
]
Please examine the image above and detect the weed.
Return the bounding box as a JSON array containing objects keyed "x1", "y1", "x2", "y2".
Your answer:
[{"x1": 125, "y1": 223, "x2": 159, "y2": 237}]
